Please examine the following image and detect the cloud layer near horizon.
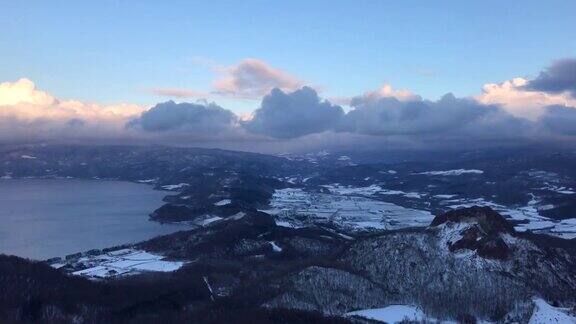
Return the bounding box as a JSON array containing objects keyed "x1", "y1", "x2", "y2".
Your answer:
[
  {"x1": 2, "y1": 58, "x2": 576, "y2": 150},
  {"x1": 0, "y1": 78, "x2": 145, "y2": 143}
]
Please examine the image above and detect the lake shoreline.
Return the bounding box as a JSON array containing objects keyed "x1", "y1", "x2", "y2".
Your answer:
[{"x1": 0, "y1": 178, "x2": 190, "y2": 260}]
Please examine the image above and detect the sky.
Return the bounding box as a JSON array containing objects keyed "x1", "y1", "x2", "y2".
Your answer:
[{"x1": 1, "y1": 1, "x2": 576, "y2": 152}]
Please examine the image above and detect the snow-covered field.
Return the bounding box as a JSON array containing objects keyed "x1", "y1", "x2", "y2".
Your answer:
[
  {"x1": 346, "y1": 305, "x2": 456, "y2": 323},
  {"x1": 262, "y1": 188, "x2": 433, "y2": 231},
  {"x1": 540, "y1": 183, "x2": 576, "y2": 195},
  {"x1": 265, "y1": 182, "x2": 576, "y2": 238},
  {"x1": 52, "y1": 249, "x2": 184, "y2": 279},
  {"x1": 527, "y1": 170, "x2": 576, "y2": 193},
  {"x1": 529, "y1": 298, "x2": 576, "y2": 324},
  {"x1": 343, "y1": 301, "x2": 576, "y2": 324},
  {"x1": 324, "y1": 184, "x2": 427, "y2": 199},
  {"x1": 439, "y1": 196, "x2": 576, "y2": 239}
]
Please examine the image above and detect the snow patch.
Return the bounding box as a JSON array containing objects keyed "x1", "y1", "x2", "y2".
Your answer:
[
  {"x1": 161, "y1": 183, "x2": 189, "y2": 190},
  {"x1": 61, "y1": 249, "x2": 184, "y2": 279},
  {"x1": 137, "y1": 178, "x2": 157, "y2": 183},
  {"x1": 202, "y1": 216, "x2": 223, "y2": 225},
  {"x1": 416, "y1": 169, "x2": 484, "y2": 176},
  {"x1": 274, "y1": 219, "x2": 301, "y2": 228},
  {"x1": 529, "y1": 298, "x2": 576, "y2": 324},
  {"x1": 435, "y1": 194, "x2": 456, "y2": 199},
  {"x1": 346, "y1": 305, "x2": 454, "y2": 323},
  {"x1": 540, "y1": 183, "x2": 576, "y2": 195},
  {"x1": 269, "y1": 241, "x2": 282, "y2": 252},
  {"x1": 229, "y1": 212, "x2": 246, "y2": 220},
  {"x1": 214, "y1": 199, "x2": 232, "y2": 206}
]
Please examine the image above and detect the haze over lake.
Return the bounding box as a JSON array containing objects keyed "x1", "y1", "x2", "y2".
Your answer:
[{"x1": 0, "y1": 179, "x2": 187, "y2": 260}]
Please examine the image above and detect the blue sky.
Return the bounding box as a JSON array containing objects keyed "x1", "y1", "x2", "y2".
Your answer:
[{"x1": 2, "y1": 0, "x2": 576, "y2": 114}]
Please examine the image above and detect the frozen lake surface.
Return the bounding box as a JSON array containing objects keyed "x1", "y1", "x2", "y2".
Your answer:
[{"x1": 0, "y1": 179, "x2": 187, "y2": 260}]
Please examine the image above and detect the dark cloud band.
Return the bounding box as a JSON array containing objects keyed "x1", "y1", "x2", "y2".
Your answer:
[
  {"x1": 242, "y1": 87, "x2": 344, "y2": 138},
  {"x1": 128, "y1": 85, "x2": 576, "y2": 148},
  {"x1": 524, "y1": 58, "x2": 576, "y2": 98},
  {"x1": 127, "y1": 100, "x2": 236, "y2": 133}
]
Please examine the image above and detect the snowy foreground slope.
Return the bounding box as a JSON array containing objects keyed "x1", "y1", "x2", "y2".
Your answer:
[
  {"x1": 264, "y1": 207, "x2": 576, "y2": 322},
  {"x1": 344, "y1": 299, "x2": 576, "y2": 324},
  {"x1": 4, "y1": 206, "x2": 576, "y2": 323},
  {"x1": 50, "y1": 207, "x2": 576, "y2": 323}
]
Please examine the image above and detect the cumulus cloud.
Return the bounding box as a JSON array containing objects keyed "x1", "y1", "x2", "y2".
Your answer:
[
  {"x1": 0, "y1": 78, "x2": 145, "y2": 143},
  {"x1": 127, "y1": 100, "x2": 237, "y2": 134},
  {"x1": 351, "y1": 84, "x2": 422, "y2": 104},
  {"x1": 232, "y1": 82, "x2": 575, "y2": 146},
  {"x1": 0, "y1": 78, "x2": 144, "y2": 122},
  {"x1": 213, "y1": 59, "x2": 303, "y2": 99},
  {"x1": 524, "y1": 58, "x2": 576, "y2": 98},
  {"x1": 3, "y1": 57, "x2": 576, "y2": 151},
  {"x1": 333, "y1": 84, "x2": 421, "y2": 107},
  {"x1": 241, "y1": 85, "x2": 533, "y2": 146},
  {"x1": 243, "y1": 86, "x2": 344, "y2": 138},
  {"x1": 0, "y1": 78, "x2": 55, "y2": 106},
  {"x1": 340, "y1": 93, "x2": 527, "y2": 139},
  {"x1": 148, "y1": 58, "x2": 306, "y2": 101},
  {"x1": 477, "y1": 77, "x2": 576, "y2": 120}
]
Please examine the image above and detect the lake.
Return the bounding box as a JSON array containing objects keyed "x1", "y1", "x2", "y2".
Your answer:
[{"x1": 0, "y1": 178, "x2": 188, "y2": 260}]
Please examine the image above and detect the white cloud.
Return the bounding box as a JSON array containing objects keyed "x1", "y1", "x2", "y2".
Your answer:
[
  {"x1": 0, "y1": 78, "x2": 55, "y2": 106},
  {"x1": 4, "y1": 57, "x2": 576, "y2": 149},
  {"x1": 334, "y1": 84, "x2": 421, "y2": 107},
  {"x1": 357, "y1": 84, "x2": 422, "y2": 103},
  {"x1": 0, "y1": 78, "x2": 145, "y2": 142},
  {"x1": 148, "y1": 58, "x2": 305, "y2": 100},
  {"x1": 212, "y1": 58, "x2": 303, "y2": 99},
  {"x1": 476, "y1": 77, "x2": 576, "y2": 120}
]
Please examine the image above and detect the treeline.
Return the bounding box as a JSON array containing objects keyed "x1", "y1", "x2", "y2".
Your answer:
[{"x1": 0, "y1": 254, "x2": 356, "y2": 323}]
